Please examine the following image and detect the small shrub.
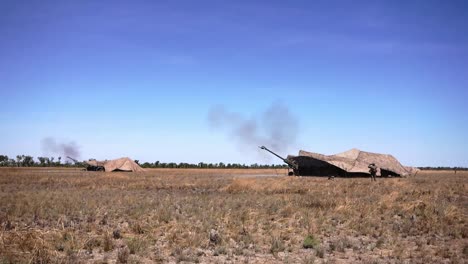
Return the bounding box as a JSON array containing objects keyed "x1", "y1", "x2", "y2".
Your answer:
[
  {"x1": 173, "y1": 248, "x2": 199, "y2": 263},
  {"x1": 316, "y1": 246, "x2": 325, "y2": 258},
  {"x1": 303, "y1": 235, "x2": 319, "y2": 249},
  {"x1": 131, "y1": 222, "x2": 145, "y2": 234},
  {"x1": 84, "y1": 237, "x2": 101, "y2": 253},
  {"x1": 213, "y1": 246, "x2": 227, "y2": 256},
  {"x1": 156, "y1": 207, "x2": 172, "y2": 223},
  {"x1": 113, "y1": 229, "x2": 122, "y2": 239},
  {"x1": 376, "y1": 237, "x2": 385, "y2": 248},
  {"x1": 329, "y1": 236, "x2": 353, "y2": 252},
  {"x1": 31, "y1": 245, "x2": 52, "y2": 264},
  {"x1": 270, "y1": 236, "x2": 285, "y2": 256},
  {"x1": 55, "y1": 244, "x2": 65, "y2": 252},
  {"x1": 99, "y1": 213, "x2": 108, "y2": 225},
  {"x1": 117, "y1": 247, "x2": 130, "y2": 264},
  {"x1": 126, "y1": 237, "x2": 148, "y2": 255},
  {"x1": 209, "y1": 229, "x2": 221, "y2": 245},
  {"x1": 103, "y1": 233, "x2": 114, "y2": 252}
]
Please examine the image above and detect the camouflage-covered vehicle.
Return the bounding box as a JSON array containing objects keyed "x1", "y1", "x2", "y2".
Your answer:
[
  {"x1": 259, "y1": 146, "x2": 299, "y2": 176},
  {"x1": 67, "y1": 156, "x2": 144, "y2": 172},
  {"x1": 260, "y1": 147, "x2": 419, "y2": 178},
  {"x1": 67, "y1": 156, "x2": 105, "y2": 171}
]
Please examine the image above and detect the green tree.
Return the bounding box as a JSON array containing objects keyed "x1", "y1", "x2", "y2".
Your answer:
[
  {"x1": 23, "y1": 156, "x2": 35, "y2": 167},
  {"x1": 48, "y1": 157, "x2": 54, "y2": 166},
  {"x1": 0, "y1": 155, "x2": 8, "y2": 166},
  {"x1": 16, "y1": 155, "x2": 25, "y2": 167},
  {"x1": 37, "y1": 157, "x2": 47, "y2": 167}
]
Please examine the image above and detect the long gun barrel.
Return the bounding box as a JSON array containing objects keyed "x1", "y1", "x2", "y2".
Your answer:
[
  {"x1": 259, "y1": 146, "x2": 287, "y2": 162},
  {"x1": 259, "y1": 146, "x2": 299, "y2": 172},
  {"x1": 66, "y1": 156, "x2": 104, "y2": 171},
  {"x1": 66, "y1": 156, "x2": 80, "y2": 164}
]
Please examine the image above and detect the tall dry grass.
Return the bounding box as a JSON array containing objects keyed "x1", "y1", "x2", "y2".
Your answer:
[{"x1": 0, "y1": 168, "x2": 466, "y2": 263}]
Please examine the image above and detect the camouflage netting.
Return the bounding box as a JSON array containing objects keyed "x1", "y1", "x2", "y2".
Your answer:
[
  {"x1": 288, "y1": 148, "x2": 417, "y2": 177},
  {"x1": 404, "y1": 166, "x2": 421, "y2": 175},
  {"x1": 86, "y1": 157, "x2": 144, "y2": 172}
]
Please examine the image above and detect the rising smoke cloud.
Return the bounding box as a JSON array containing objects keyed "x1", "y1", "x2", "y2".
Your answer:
[
  {"x1": 41, "y1": 137, "x2": 81, "y2": 158},
  {"x1": 208, "y1": 102, "x2": 299, "y2": 159}
]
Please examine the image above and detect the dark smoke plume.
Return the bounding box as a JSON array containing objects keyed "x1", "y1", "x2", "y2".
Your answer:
[
  {"x1": 208, "y1": 102, "x2": 299, "y2": 159},
  {"x1": 41, "y1": 137, "x2": 81, "y2": 158}
]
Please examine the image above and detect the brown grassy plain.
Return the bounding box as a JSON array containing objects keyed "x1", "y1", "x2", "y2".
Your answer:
[{"x1": 0, "y1": 168, "x2": 467, "y2": 263}]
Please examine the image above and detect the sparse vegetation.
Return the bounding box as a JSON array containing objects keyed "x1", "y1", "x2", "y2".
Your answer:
[
  {"x1": 0, "y1": 168, "x2": 466, "y2": 263},
  {"x1": 303, "y1": 235, "x2": 319, "y2": 249}
]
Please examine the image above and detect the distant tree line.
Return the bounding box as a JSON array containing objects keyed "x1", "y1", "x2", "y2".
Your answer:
[
  {"x1": 418, "y1": 166, "x2": 468, "y2": 171},
  {"x1": 137, "y1": 161, "x2": 287, "y2": 169},
  {"x1": 0, "y1": 155, "x2": 288, "y2": 169},
  {"x1": 0, "y1": 155, "x2": 75, "y2": 167},
  {"x1": 4, "y1": 155, "x2": 464, "y2": 170}
]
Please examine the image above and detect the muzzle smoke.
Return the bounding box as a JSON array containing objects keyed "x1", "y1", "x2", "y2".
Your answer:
[
  {"x1": 208, "y1": 102, "x2": 299, "y2": 159},
  {"x1": 41, "y1": 137, "x2": 81, "y2": 158}
]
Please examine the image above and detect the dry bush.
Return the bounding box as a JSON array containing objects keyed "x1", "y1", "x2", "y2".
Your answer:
[
  {"x1": 126, "y1": 236, "x2": 150, "y2": 255},
  {"x1": 117, "y1": 246, "x2": 130, "y2": 263},
  {"x1": 102, "y1": 232, "x2": 114, "y2": 252}
]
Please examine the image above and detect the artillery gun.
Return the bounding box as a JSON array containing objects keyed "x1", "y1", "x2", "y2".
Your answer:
[
  {"x1": 259, "y1": 146, "x2": 299, "y2": 176},
  {"x1": 67, "y1": 156, "x2": 105, "y2": 171}
]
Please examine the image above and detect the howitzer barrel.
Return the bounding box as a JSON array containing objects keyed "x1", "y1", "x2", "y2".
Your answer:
[
  {"x1": 259, "y1": 146, "x2": 299, "y2": 172},
  {"x1": 259, "y1": 146, "x2": 287, "y2": 162},
  {"x1": 66, "y1": 156, "x2": 80, "y2": 164}
]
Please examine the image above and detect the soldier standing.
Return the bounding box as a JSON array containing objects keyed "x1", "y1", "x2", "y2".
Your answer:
[{"x1": 368, "y1": 163, "x2": 377, "y2": 181}]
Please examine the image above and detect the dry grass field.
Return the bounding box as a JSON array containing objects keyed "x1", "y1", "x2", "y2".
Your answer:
[{"x1": 0, "y1": 168, "x2": 466, "y2": 263}]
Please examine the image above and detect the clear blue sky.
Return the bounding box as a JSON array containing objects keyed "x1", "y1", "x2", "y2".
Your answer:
[{"x1": 1, "y1": 0, "x2": 467, "y2": 166}]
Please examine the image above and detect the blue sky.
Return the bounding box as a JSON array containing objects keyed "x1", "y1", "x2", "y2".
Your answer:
[{"x1": 1, "y1": 0, "x2": 467, "y2": 166}]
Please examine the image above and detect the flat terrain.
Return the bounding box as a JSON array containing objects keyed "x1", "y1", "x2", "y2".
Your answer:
[{"x1": 0, "y1": 168, "x2": 466, "y2": 263}]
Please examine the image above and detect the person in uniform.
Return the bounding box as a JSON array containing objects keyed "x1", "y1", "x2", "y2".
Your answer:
[{"x1": 368, "y1": 163, "x2": 377, "y2": 181}]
